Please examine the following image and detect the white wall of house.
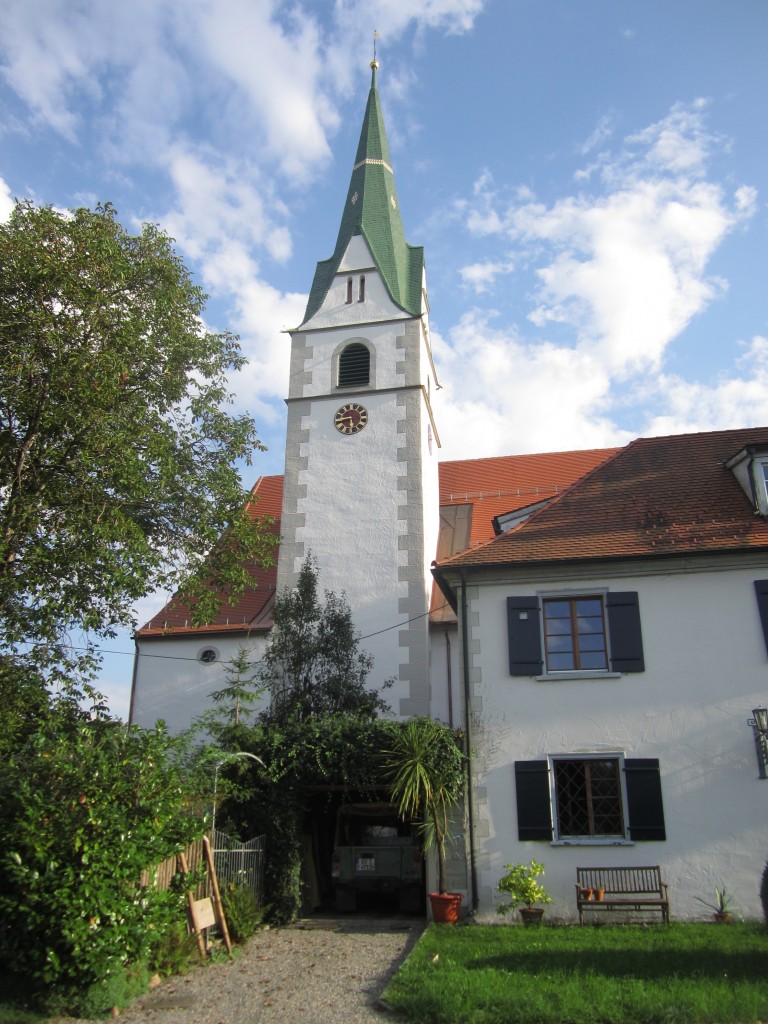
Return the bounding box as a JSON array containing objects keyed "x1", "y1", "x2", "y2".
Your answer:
[
  {"x1": 453, "y1": 558, "x2": 768, "y2": 922},
  {"x1": 131, "y1": 633, "x2": 269, "y2": 734}
]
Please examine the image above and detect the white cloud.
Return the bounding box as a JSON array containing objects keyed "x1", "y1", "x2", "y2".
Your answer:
[
  {"x1": 578, "y1": 114, "x2": 614, "y2": 157},
  {"x1": 0, "y1": 0, "x2": 99, "y2": 141},
  {"x1": 156, "y1": 143, "x2": 306, "y2": 421},
  {"x1": 160, "y1": 145, "x2": 290, "y2": 263},
  {"x1": 642, "y1": 336, "x2": 768, "y2": 438},
  {"x1": 435, "y1": 101, "x2": 762, "y2": 459},
  {"x1": 461, "y1": 103, "x2": 756, "y2": 383},
  {"x1": 459, "y1": 258, "x2": 515, "y2": 293},
  {"x1": 336, "y1": 0, "x2": 485, "y2": 38},
  {"x1": 0, "y1": 176, "x2": 14, "y2": 221},
  {"x1": 626, "y1": 99, "x2": 720, "y2": 176},
  {"x1": 433, "y1": 310, "x2": 634, "y2": 458}
]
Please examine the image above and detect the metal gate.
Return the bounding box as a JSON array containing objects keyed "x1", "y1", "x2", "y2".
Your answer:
[{"x1": 211, "y1": 829, "x2": 266, "y2": 905}]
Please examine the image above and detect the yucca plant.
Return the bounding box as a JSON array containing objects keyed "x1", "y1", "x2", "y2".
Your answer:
[{"x1": 383, "y1": 718, "x2": 465, "y2": 894}]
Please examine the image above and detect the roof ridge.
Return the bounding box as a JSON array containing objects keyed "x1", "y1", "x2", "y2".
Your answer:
[{"x1": 440, "y1": 445, "x2": 620, "y2": 468}]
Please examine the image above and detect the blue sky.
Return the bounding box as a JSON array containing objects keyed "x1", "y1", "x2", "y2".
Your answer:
[{"x1": 2, "y1": 0, "x2": 767, "y2": 716}]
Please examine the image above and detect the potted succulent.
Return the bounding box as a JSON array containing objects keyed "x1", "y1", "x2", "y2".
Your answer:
[
  {"x1": 497, "y1": 860, "x2": 552, "y2": 925},
  {"x1": 384, "y1": 718, "x2": 466, "y2": 923},
  {"x1": 695, "y1": 886, "x2": 734, "y2": 923}
]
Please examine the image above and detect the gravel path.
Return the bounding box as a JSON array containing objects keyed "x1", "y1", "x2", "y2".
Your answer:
[{"x1": 52, "y1": 917, "x2": 423, "y2": 1024}]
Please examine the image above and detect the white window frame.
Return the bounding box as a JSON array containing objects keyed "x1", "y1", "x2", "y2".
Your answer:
[{"x1": 547, "y1": 752, "x2": 633, "y2": 846}]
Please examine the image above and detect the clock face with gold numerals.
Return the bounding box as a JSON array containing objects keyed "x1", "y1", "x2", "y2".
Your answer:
[{"x1": 334, "y1": 402, "x2": 368, "y2": 435}]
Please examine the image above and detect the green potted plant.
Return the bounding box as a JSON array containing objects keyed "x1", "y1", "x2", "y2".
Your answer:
[
  {"x1": 695, "y1": 886, "x2": 734, "y2": 923},
  {"x1": 383, "y1": 718, "x2": 466, "y2": 922},
  {"x1": 497, "y1": 860, "x2": 552, "y2": 925}
]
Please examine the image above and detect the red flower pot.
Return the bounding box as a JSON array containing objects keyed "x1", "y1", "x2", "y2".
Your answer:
[{"x1": 429, "y1": 892, "x2": 463, "y2": 923}]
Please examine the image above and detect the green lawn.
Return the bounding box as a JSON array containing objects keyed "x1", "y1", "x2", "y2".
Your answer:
[{"x1": 382, "y1": 922, "x2": 768, "y2": 1024}]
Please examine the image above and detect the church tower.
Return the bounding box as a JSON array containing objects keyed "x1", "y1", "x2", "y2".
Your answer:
[{"x1": 276, "y1": 61, "x2": 440, "y2": 717}]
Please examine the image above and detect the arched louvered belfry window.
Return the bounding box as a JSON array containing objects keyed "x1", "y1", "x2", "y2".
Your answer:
[{"x1": 338, "y1": 342, "x2": 370, "y2": 387}]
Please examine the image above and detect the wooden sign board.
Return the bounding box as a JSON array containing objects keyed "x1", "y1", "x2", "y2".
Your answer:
[
  {"x1": 178, "y1": 836, "x2": 233, "y2": 958},
  {"x1": 190, "y1": 898, "x2": 216, "y2": 932}
]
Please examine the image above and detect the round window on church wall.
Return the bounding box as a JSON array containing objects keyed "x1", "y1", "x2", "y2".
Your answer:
[{"x1": 198, "y1": 647, "x2": 218, "y2": 664}]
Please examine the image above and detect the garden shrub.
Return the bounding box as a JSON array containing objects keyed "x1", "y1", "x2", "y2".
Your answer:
[
  {"x1": 0, "y1": 715, "x2": 203, "y2": 1010},
  {"x1": 221, "y1": 883, "x2": 264, "y2": 943},
  {"x1": 760, "y1": 860, "x2": 768, "y2": 923},
  {"x1": 149, "y1": 916, "x2": 200, "y2": 977}
]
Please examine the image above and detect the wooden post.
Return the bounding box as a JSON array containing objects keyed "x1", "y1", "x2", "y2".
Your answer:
[
  {"x1": 203, "y1": 835, "x2": 232, "y2": 954},
  {"x1": 178, "y1": 851, "x2": 207, "y2": 960}
]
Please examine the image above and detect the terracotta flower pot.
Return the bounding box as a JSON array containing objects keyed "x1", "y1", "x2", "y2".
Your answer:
[
  {"x1": 595, "y1": 888, "x2": 605, "y2": 901},
  {"x1": 430, "y1": 892, "x2": 463, "y2": 924}
]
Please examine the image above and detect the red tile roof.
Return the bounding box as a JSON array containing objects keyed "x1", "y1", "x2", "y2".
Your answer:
[
  {"x1": 137, "y1": 475, "x2": 283, "y2": 637},
  {"x1": 145, "y1": 432, "x2": 751, "y2": 639},
  {"x1": 437, "y1": 428, "x2": 768, "y2": 571},
  {"x1": 439, "y1": 448, "x2": 618, "y2": 547}
]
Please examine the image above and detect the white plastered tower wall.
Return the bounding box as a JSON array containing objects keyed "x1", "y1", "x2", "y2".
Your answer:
[{"x1": 278, "y1": 233, "x2": 440, "y2": 717}]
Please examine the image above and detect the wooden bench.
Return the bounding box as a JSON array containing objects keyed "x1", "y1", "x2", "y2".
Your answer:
[{"x1": 576, "y1": 866, "x2": 670, "y2": 925}]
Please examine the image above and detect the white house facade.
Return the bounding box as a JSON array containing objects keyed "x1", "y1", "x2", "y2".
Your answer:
[{"x1": 434, "y1": 428, "x2": 768, "y2": 922}]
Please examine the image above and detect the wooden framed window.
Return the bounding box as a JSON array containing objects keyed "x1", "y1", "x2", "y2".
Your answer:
[
  {"x1": 543, "y1": 596, "x2": 608, "y2": 672},
  {"x1": 553, "y1": 757, "x2": 624, "y2": 838},
  {"x1": 507, "y1": 592, "x2": 644, "y2": 676},
  {"x1": 514, "y1": 757, "x2": 665, "y2": 842}
]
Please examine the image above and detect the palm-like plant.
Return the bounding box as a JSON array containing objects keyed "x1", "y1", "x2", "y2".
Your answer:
[{"x1": 383, "y1": 718, "x2": 465, "y2": 895}]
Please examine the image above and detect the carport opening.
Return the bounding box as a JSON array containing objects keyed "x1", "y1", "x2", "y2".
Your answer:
[{"x1": 300, "y1": 790, "x2": 425, "y2": 917}]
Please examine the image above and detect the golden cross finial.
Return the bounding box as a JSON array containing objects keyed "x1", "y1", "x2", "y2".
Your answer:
[{"x1": 371, "y1": 29, "x2": 380, "y2": 70}]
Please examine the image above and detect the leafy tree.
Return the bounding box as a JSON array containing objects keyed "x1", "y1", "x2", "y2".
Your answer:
[
  {"x1": 0, "y1": 709, "x2": 204, "y2": 1011},
  {"x1": 258, "y1": 554, "x2": 391, "y2": 724},
  {"x1": 0, "y1": 654, "x2": 51, "y2": 751},
  {"x1": 0, "y1": 200, "x2": 275, "y2": 677}
]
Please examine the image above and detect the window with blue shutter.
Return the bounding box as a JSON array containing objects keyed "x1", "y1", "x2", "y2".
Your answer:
[
  {"x1": 508, "y1": 592, "x2": 644, "y2": 676},
  {"x1": 507, "y1": 597, "x2": 543, "y2": 675},
  {"x1": 754, "y1": 580, "x2": 768, "y2": 656},
  {"x1": 515, "y1": 756, "x2": 665, "y2": 843},
  {"x1": 514, "y1": 760, "x2": 553, "y2": 840}
]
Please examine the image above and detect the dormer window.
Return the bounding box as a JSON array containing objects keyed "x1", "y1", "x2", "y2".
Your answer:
[
  {"x1": 758, "y1": 461, "x2": 768, "y2": 511},
  {"x1": 725, "y1": 446, "x2": 768, "y2": 516}
]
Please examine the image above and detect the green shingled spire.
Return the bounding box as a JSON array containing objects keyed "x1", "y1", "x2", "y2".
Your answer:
[{"x1": 301, "y1": 62, "x2": 424, "y2": 324}]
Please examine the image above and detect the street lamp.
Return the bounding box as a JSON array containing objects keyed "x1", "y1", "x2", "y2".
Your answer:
[
  {"x1": 211, "y1": 751, "x2": 265, "y2": 839},
  {"x1": 748, "y1": 708, "x2": 768, "y2": 779}
]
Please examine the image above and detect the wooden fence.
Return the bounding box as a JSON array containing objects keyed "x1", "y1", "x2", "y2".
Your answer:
[{"x1": 141, "y1": 830, "x2": 265, "y2": 904}]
